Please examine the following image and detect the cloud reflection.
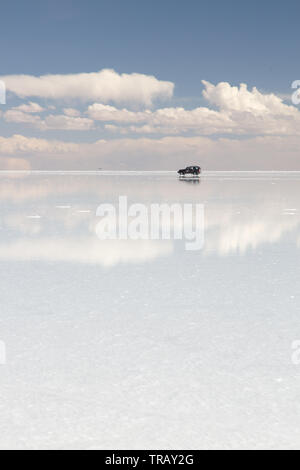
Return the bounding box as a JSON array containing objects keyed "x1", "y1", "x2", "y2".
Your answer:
[
  {"x1": 0, "y1": 173, "x2": 299, "y2": 265},
  {"x1": 0, "y1": 238, "x2": 173, "y2": 267}
]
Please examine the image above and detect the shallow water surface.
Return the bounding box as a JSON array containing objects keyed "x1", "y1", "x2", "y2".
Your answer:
[{"x1": 0, "y1": 172, "x2": 300, "y2": 449}]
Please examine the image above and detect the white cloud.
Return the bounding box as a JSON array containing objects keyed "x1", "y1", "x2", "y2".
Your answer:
[
  {"x1": 104, "y1": 123, "x2": 176, "y2": 135},
  {"x1": 11, "y1": 101, "x2": 45, "y2": 113},
  {"x1": 88, "y1": 102, "x2": 232, "y2": 135},
  {"x1": 86, "y1": 81, "x2": 300, "y2": 136},
  {"x1": 1, "y1": 69, "x2": 174, "y2": 106},
  {"x1": 40, "y1": 115, "x2": 94, "y2": 131},
  {"x1": 0, "y1": 134, "x2": 78, "y2": 155},
  {"x1": 1, "y1": 133, "x2": 300, "y2": 170},
  {"x1": 87, "y1": 103, "x2": 148, "y2": 123},
  {"x1": 202, "y1": 81, "x2": 297, "y2": 115},
  {"x1": 1, "y1": 79, "x2": 300, "y2": 169},
  {"x1": 3, "y1": 79, "x2": 299, "y2": 138},
  {"x1": 63, "y1": 108, "x2": 81, "y2": 117},
  {"x1": 4, "y1": 111, "x2": 94, "y2": 131},
  {"x1": 201, "y1": 81, "x2": 300, "y2": 136},
  {"x1": 102, "y1": 106, "x2": 233, "y2": 135},
  {"x1": 4, "y1": 110, "x2": 42, "y2": 125}
]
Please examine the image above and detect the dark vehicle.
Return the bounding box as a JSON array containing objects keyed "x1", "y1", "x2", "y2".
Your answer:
[{"x1": 178, "y1": 165, "x2": 201, "y2": 176}]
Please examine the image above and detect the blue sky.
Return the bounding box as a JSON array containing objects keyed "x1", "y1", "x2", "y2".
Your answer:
[
  {"x1": 1, "y1": 0, "x2": 299, "y2": 96},
  {"x1": 0, "y1": 0, "x2": 300, "y2": 170}
]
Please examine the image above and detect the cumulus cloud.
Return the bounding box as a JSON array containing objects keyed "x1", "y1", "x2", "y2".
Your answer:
[
  {"x1": 3, "y1": 79, "x2": 299, "y2": 138},
  {"x1": 93, "y1": 104, "x2": 233, "y2": 135},
  {"x1": 87, "y1": 103, "x2": 148, "y2": 123},
  {"x1": 3, "y1": 102, "x2": 45, "y2": 127},
  {"x1": 0, "y1": 134, "x2": 78, "y2": 155},
  {"x1": 1, "y1": 69, "x2": 174, "y2": 106},
  {"x1": 11, "y1": 101, "x2": 45, "y2": 113},
  {"x1": 63, "y1": 108, "x2": 81, "y2": 117},
  {"x1": 4, "y1": 111, "x2": 94, "y2": 131},
  {"x1": 201, "y1": 81, "x2": 300, "y2": 136},
  {"x1": 4, "y1": 110, "x2": 42, "y2": 125},
  {"x1": 202, "y1": 81, "x2": 297, "y2": 115},
  {"x1": 87, "y1": 102, "x2": 232, "y2": 135},
  {"x1": 1, "y1": 78, "x2": 300, "y2": 169},
  {"x1": 40, "y1": 115, "x2": 94, "y2": 131},
  {"x1": 86, "y1": 81, "x2": 300, "y2": 137}
]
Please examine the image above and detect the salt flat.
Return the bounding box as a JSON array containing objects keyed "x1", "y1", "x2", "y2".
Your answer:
[{"x1": 0, "y1": 172, "x2": 299, "y2": 449}]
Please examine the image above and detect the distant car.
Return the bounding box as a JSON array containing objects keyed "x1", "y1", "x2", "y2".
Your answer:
[{"x1": 178, "y1": 166, "x2": 201, "y2": 176}]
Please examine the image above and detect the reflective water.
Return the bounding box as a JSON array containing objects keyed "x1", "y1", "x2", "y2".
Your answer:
[{"x1": 0, "y1": 172, "x2": 300, "y2": 449}]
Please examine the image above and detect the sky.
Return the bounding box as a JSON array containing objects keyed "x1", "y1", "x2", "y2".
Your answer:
[{"x1": 0, "y1": 0, "x2": 300, "y2": 170}]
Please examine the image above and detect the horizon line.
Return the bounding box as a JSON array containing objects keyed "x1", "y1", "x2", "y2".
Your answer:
[{"x1": 1, "y1": 170, "x2": 300, "y2": 174}]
